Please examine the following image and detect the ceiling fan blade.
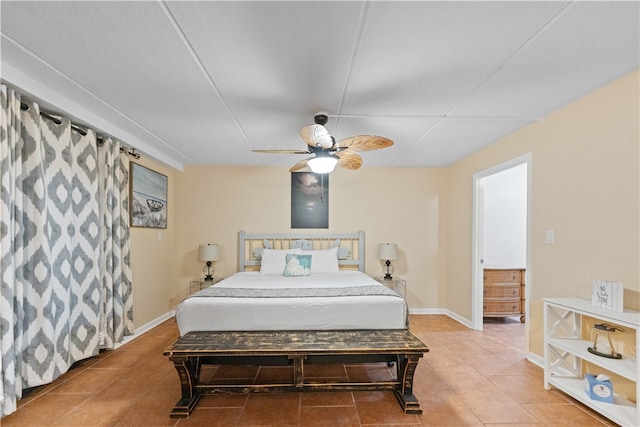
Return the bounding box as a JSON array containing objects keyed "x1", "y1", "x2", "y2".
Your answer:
[
  {"x1": 336, "y1": 153, "x2": 363, "y2": 170},
  {"x1": 335, "y1": 135, "x2": 393, "y2": 152},
  {"x1": 252, "y1": 149, "x2": 311, "y2": 154},
  {"x1": 289, "y1": 158, "x2": 312, "y2": 172}
]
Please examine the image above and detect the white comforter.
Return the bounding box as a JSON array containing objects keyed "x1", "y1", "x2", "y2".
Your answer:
[{"x1": 176, "y1": 271, "x2": 407, "y2": 335}]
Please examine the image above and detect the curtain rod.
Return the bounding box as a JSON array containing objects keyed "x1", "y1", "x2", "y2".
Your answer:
[{"x1": 19, "y1": 102, "x2": 140, "y2": 159}]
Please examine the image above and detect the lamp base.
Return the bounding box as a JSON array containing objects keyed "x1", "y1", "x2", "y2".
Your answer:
[
  {"x1": 383, "y1": 260, "x2": 394, "y2": 280},
  {"x1": 203, "y1": 261, "x2": 215, "y2": 282},
  {"x1": 588, "y1": 347, "x2": 622, "y2": 359}
]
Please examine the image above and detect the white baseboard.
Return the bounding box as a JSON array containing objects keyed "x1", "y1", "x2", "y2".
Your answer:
[
  {"x1": 114, "y1": 310, "x2": 175, "y2": 349},
  {"x1": 526, "y1": 352, "x2": 544, "y2": 369},
  {"x1": 408, "y1": 308, "x2": 446, "y2": 315},
  {"x1": 443, "y1": 309, "x2": 473, "y2": 329},
  {"x1": 408, "y1": 308, "x2": 473, "y2": 329}
]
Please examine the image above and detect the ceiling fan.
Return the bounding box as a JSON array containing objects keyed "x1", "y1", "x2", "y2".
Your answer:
[{"x1": 252, "y1": 113, "x2": 394, "y2": 173}]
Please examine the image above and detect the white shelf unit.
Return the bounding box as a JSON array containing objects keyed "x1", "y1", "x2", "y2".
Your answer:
[{"x1": 543, "y1": 298, "x2": 640, "y2": 426}]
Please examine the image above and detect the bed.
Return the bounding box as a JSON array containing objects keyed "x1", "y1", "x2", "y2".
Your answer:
[
  {"x1": 166, "y1": 231, "x2": 426, "y2": 418},
  {"x1": 175, "y1": 230, "x2": 408, "y2": 335}
]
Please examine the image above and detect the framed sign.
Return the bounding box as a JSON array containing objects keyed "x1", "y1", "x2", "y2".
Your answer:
[
  {"x1": 291, "y1": 172, "x2": 328, "y2": 229},
  {"x1": 591, "y1": 278, "x2": 623, "y2": 312},
  {"x1": 130, "y1": 162, "x2": 168, "y2": 228}
]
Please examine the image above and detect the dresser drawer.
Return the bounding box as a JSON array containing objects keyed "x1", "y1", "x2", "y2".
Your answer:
[
  {"x1": 484, "y1": 284, "x2": 520, "y2": 298},
  {"x1": 482, "y1": 268, "x2": 525, "y2": 320},
  {"x1": 483, "y1": 300, "x2": 521, "y2": 314},
  {"x1": 483, "y1": 269, "x2": 522, "y2": 284}
]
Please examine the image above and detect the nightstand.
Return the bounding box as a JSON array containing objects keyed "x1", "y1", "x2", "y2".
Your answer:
[
  {"x1": 190, "y1": 277, "x2": 223, "y2": 294},
  {"x1": 374, "y1": 276, "x2": 406, "y2": 300}
]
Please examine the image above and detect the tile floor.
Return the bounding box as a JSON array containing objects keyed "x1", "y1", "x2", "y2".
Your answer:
[{"x1": 1, "y1": 315, "x2": 617, "y2": 426}]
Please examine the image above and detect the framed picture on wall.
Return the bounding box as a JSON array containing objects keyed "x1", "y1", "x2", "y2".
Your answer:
[
  {"x1": 291, "y1": 172, "x2": 329, "y2": 229},
  {"x1": 130, "y1": 162, "x2": 168, "y2": 228}
]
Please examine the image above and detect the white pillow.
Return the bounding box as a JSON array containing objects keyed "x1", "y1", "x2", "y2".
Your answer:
[
  {"x1": 300, "y1": 247, "x2": 339, "y2": 274},
  {"x1": 260, "y1": 248, "x2": 302, "y2": 275}
]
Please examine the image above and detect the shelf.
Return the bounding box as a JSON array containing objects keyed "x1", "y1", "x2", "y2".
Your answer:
[
  {"x1": 546, "y1": 376, "x2": 636, "y2": 427},
  {"x1": 548, "y1": 337, "x2": 637, "y2": 380},
  {"x1": 545, "y1": 298, "x2": 640, "y2": 329},
  {"x1": 544, "y1": 298, "x2": 639, "y2": 426}
]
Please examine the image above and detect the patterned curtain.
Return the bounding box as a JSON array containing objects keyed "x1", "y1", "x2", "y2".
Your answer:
[
  {"x1": 98, "y1": 138, "x2": 133, "y2": 348},
  {"x1": 0, "y1": 85, "x2": 133, "y2": 416}
]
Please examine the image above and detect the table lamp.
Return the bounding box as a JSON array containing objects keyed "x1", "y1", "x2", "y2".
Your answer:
[
  {"x1": 377, "y1": 243, "x2": 398, "y2": 280},
  {"x1": 198, "y1": 243, "x2": 220, "y2": 281}
]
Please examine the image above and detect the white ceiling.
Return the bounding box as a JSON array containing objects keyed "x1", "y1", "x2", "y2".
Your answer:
[{"x1": 1, "y1": 1, "x2": 638, "y2": 170}]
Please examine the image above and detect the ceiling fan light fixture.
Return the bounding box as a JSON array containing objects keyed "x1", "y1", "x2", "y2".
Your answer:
[
  {"x1": 308, "y1": 155, "x2": 338, "y2": 173},
  {"x1": 301, "y1": 124, "x2": 333, "y2": 148},
  {"x1": 258, "y1": 114, "x2": 392, "y2": 173}
]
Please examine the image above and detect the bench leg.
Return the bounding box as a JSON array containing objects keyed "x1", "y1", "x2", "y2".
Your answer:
[
  {"x1": 169, "y1": 356, "x2": 202, "y2": 418},
  {"x1": 395, "y1": 354, "x2": 423, "y2": 414},
  {"x1": 290, "y1": 355, "x2": 306, "y2": 388}
]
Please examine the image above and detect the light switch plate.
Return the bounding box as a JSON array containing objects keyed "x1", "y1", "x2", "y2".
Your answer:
[{"x1": 545, "y1": 230, "x2": 555, "y2": 244}]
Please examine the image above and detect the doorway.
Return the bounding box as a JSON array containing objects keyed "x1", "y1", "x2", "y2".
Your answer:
[{"x1": 472, "y1": 154, "x2": 531, "y2": 332}]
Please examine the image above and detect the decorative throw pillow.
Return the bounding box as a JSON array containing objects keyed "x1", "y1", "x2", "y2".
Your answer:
[
  {"x1": 300, "y1": 247, "x2": 339, "y2": 274},
  {"x1": 283, "y1": 254, "x2": 312, "y2": 277},
  {"x1": 260, "y1": 248, "x2": 302, "y2": 275}
]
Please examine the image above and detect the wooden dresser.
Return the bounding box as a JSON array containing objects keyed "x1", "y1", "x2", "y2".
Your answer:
[{"x1": 483, "y1": 268, "x2": 525, "y2": 322}]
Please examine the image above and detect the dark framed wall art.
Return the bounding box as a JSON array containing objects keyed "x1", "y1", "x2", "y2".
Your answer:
[
  {"x1": 130, "y1": 162, "x2": 168, "y2": 229},
  {"x1": 291, "y1": 172, "x2": 328, "y2": 229}
]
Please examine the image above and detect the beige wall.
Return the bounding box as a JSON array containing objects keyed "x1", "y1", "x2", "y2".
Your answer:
[
  {"x1": 128, "y1": 157, "x2": 179, "y2": 328},
  {"x1": 446, "y1": 69, "x2": 640, "y2": 356},
  {"x1": 171, "y1": 166, "x2": 448, "y2": 311},
  {"x1": 128, "y1": 70, "x2": 639, "y2": 362}
]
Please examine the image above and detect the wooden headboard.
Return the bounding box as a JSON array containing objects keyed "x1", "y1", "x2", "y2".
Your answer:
[{"x1": 238, "y1": 231, "x2": 365, "y2": 272}]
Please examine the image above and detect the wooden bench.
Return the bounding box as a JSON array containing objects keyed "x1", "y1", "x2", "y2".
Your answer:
[{"x1": 164, "y1": 329, "x2": 429, "y2": 418}]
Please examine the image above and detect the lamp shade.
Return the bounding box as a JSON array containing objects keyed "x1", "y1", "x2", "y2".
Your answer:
[
  {"x1": 377, "y1": 243, "x2": 398, "y2": 260},
  {"x1": 198, "y1": 243, "x2": 220, "y2": 262}
]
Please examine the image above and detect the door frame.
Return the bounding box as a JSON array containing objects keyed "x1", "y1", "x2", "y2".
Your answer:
[{"x1": 471, "y1": 153, "x2": 532, "y2": 331}]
